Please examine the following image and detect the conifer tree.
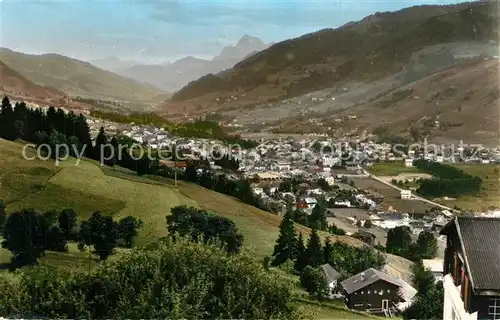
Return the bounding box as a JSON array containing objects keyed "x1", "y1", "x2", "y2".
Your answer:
[
  {"x1": 309, "y1": 200, "x2": 327, "y2": 230},
  {"x1": 94, "y1": 126, "x2": 108, "y2": 163},
  {"x1": 271, "y1": 209, "x2": 297, "y2": 266},
  {"x1": 294, "y1": 232, "x2": 307, "y2": 270},
  {"x1": 306, "y1": 228, "x2": 324, "y2": 268},
  {"x1": 323, "y1": 237, "x2": 333, "y2": 264},
  {"x1": 295, "y1": 232, "x2": 305, "y2": 258},
  {"x1": 75, "y1": 114, "x2": 92, "y2": 156},
  {"x1": 295, "y1": 228, "x2": 324, "y2": 271},
  {"x1": 0, "y1": 96, "x2": 16, "y2": 140}
]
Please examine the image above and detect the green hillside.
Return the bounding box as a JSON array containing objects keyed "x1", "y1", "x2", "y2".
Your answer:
[
  {"x1": 0, "y1": 48, "x2": 164, "y2": 103},
  {"x1": 0, "y1": 139, "x2": 408, "y2": 319}
]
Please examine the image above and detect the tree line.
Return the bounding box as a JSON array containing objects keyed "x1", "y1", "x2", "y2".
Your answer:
[
  {"x1": 0, "y1": 96, "x2": 92, "y2": 157},
  {"x1": 414, "y1": 159, "x2": 482, "y2": 197},
  {"x1": 0, "y1": 204, "x2": 300, "y2": 319},
  {"x1": 0, "y1": 204, "x2": 142, "y2": 267}
]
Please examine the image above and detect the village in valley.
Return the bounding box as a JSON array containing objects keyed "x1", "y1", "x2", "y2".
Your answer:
[{"x1": 9, "y1": 99, "x2": 500, "y2": 312}]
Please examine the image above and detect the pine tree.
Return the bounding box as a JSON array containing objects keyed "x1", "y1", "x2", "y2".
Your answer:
[
  {"x1": 271, "y1": 210, "x2": 297, "y2": 266},
  {"x1": 46, "y1": 106, "x2": 57, "y2": 131},
  {"x1": 94, "y1": 126, "x2": 108, "y2": 162},
  {"x1": 323, "y1": 237, "x2": 333, "y2": 264},
  {"x1": 294, "y1": 232, "x2": 307, "y2": 270},
  {"x1": 75, "y1": 114, "x2": 92, "y2": 156},
  {"x1": 296, "y1": 228, "x2": 324, "y2": 271},
  {"x1": 309, "y1": 200, "x2": 327, "y2": 230},
  {"x1": 417, "y1": 231, "x2": 438, "y2": 259},
  {"x1": 306, "y1": 228, "x2": 324, "y2": 268},
  {"x1": 65, "y1": 111, "x2": 77, "y2": 137},
  {"x1": 0, "y1": 96, "x2": 16, "y2": 140},
  {"x1": 295, "y1": 232, "x2": 305, "y2": 258},
  {"x1": 110, "y1": 136, "x2": 119, "y2": 168}
]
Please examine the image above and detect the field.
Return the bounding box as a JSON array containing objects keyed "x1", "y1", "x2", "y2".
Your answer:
[
  {"x1": 0, "y1": 139, "x2": 413, "y2": 318},
  {"x1": 0, "y1": 140, "x2": 196, "y2": 246},
  {"x1": 367, "y1": 161, "x2": 500, "y2": 212},
  {"x1": 350, "y1": 176, "x2": 437, "y2": 213},
  {"x1": 368, "y1": 161, "x2": 422, "y2": 176},
  {"x1": 439, "y1": 164, "x2": 500, "y2": 212}
]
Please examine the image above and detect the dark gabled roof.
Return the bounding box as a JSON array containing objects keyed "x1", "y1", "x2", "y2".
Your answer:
[
  {"x1": 341, "y1": 268, "x2": 402, "y2": 295},
  {"x1": 355, "y1": 230, "x2": 376, "y2": 239},
  {"x1": 445, "y1": 217, "x2": 500, "y2": 291},
  {"x1": 319, "y1": 264, "x2": 341, "y2": 283}
]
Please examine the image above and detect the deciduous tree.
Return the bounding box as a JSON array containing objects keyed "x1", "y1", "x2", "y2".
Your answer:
[
  {"x1": 386, "y1": 226, "x2": 413, "y2": 256},
  {"x1": 416, "y1": 231, "x2": 438, "y2": 259},
  {"x1": 2, "y1": 209, "x2": 47, "y2": 267},
  {"x1": 300, "y1": 266, "x2": 329, "y2": 300},
  {"x1": 118, "y1": 216, "x2": 143, "y2": 248},
  {"x1": 58, "y1": 209, "x2": 78, "y2": 240},
  {"x1": 79, "y1": 212, "x2": 119, "y2": 260}
]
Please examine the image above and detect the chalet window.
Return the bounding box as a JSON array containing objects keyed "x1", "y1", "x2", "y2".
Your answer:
[
  {"x1": 387, "y1": 289, "x2": 391, "y2": 293},
  {"x1": 368, "y1": 290, "x2": 371, "y2": 294},
  {"x1": 489, "y1": 297, "x2": 500, "y2": 320},
  {"x1": 361, "y1": 291, "x2": 364, "y2": 295}
]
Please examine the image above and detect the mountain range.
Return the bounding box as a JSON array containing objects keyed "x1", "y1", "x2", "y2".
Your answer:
[
  {"x1": 0, "y1": 48, "x2": 165, "y2": 106},
  {"x1": 163, "y1": 2, "x2": 498, "y2": 113},
  {"x1": 0, "y1": 60, "x2": 67, "y2": 103},
  {"x1": 93, "y1": 35, "x2": 271, "y2": 92},
  {"x1": 1, "y1": 2, "x2": 498, "y2": 144}
]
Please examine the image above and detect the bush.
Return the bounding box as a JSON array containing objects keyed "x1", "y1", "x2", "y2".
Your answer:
[
  {"x1": 0, "y1": 271, "x2": 27, "y2": 316},
  {"x1": 167, "y1": 206, "x2": 244, "y2": 254},
  {"x1": 0, "y1": 238, "x2": 303, "y2": 319},
  {"x1": 300, "y1": 266, "x2": 329, "y2": 300}
]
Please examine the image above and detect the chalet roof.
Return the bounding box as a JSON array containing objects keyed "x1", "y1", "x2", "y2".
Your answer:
[
  {"x1": 355, "y1": 230, "x2": 376, "y2": 239},
  {"x1": 319, "y1": 264, "x2": 341, "y2": 284},
  {"x1": 441, "y1": 217, "x2": 500, "y2": 291},
  {"x1": 341, "y1": 268, "x2": 402, "y2": 295}
]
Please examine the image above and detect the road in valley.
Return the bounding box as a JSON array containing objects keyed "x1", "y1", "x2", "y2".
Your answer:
[{"x1": 361, "y1": 168, "x2": 457, "y2": 212}]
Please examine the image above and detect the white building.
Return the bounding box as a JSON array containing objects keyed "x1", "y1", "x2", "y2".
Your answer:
[
  {"x1": 400, "y1": 190, "x2": 412, "y2": 199},
  {"x1": 422, "y1": 259, "x2": 444, "y2": 283},
  {"x1": 325, "y1": 176, "x2": 335, "y2": 186},
  {"x1": 404, "y1": 158, "x2": 414, "y2": 167},
  {"x1": 304, "y1": 197, "x2": 317, "y2": 209},
  {"x1": 252, "y1": 187, "x2": 264, "y2": 196}
]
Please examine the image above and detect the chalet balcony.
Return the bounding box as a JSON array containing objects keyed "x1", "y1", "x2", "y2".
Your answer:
[{"x1": 443, "y1": 274, "x2": 478, "y2": 320}]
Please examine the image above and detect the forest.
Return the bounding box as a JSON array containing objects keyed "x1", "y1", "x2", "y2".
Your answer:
[{"x1": 413, "y1": 159, "x2": 482, "y2": 197}]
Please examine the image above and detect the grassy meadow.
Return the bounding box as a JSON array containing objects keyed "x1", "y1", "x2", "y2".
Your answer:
[
  {"x1": 368, "y1": 161, "x2": 422, "y2": 176},
  {"x1": 439, "y1": 164, "x2": 500, "y2": 212},
  {"x1": 367, "y1": 161, "x2": 500, "y2": 212}
]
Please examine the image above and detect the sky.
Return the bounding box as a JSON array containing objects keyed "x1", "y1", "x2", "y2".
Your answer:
[{"x1": 0, "y1": 0, "x2": 471, "y2": 63}]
